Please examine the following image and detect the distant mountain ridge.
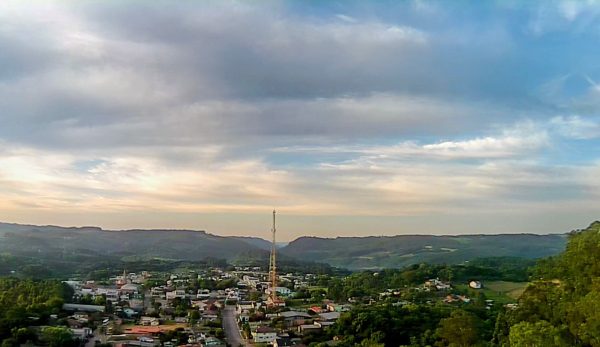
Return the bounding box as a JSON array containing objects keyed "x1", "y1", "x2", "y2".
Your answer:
[
  {"x1": 0, "y1": 222, "x2": 254, "y2": 262},
  {"x1": 280, "y1": 233, "x2": 568, "y2": 269},
  {"x1": 0, "y1": 221, "x2": 570, "y2": 271},
  {"x1": 230, "y1": 236, "x2": 273, "y2": 250}
]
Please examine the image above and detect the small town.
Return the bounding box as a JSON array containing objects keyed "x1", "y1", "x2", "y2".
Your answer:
[{"x1": 58, "y1": 264, "x2": 505, "y2": 347}]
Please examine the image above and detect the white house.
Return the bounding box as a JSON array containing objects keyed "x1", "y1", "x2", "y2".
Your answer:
[
  {"x1": 166, "y1": 289, "x2": 187, "y2": 300},
  {"x1": 469, "y1": 281, "x2": 482, "y2": 289},
  {"x1": 253, "y1": 326, "x2": 277, "y2": 343}
]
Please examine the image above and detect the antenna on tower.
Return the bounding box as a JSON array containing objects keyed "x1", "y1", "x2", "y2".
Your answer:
[{"x1": 268, "y1": 209, "x2": 283, "y2": 307}]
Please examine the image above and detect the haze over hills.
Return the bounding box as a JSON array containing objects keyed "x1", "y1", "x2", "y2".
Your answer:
[
  {"x1": 0, "y1": 222, "x2": 258, "y2": 261},
  {"x1": 282, "y1": 233, "x2": 569, "y2": 269},
  {"x1": 0, "y1": 221, "x2": 573, "y2": 271}
]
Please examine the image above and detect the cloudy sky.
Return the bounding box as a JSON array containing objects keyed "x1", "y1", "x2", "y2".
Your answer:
[{"x1": 1, "y1": 0, "x2": 600, "y2": 240}]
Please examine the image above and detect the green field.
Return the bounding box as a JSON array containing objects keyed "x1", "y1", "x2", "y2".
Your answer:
[
  {"x1": 456, "y1": 281, "x2": 528, "y2": 303},
  {"x1": 485, "y1": 281, "x2": 528, "y2": 300}
]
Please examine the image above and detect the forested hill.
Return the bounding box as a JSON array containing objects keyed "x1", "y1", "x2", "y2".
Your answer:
[
  {"x1": 495, "y1": 221, "x2": 600, "y2": 345},
  {"x1": 0, "y1": 222, "x2": 336, "y2": 277},
  {"x1": 0, "y1": 222, "x2": 265, "y2": 260},
  {"x1": 0, "y1": 221, "x2": 570, "y2": 274},
  {"x1": 0, "y1": 222, "x2": 262, "y2": 269},
  {"x1": 281, "y1": 233, "x2": 568, "y2": 269}
]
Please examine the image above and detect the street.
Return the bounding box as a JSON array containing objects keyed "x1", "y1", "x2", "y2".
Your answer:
[{"x1": 222, "y1": 306, "x2": 246, "y2": 347}]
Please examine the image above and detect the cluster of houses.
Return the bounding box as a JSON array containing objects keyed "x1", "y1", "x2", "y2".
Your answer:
[
  {"x1": 374, "y1": 278, "x2": 491, "y2": 308},
  {"x1": 59, "y1": 265, "x2": 356, "y2": 347},
  {"x1": 64, "y1": 271, "x2": 147, "y2": 317},
  {"x1": 239, "y1": 300, "x2": 347, "y2": 345}
]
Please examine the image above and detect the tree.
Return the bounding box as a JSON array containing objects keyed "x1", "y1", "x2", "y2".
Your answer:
[
  {"x1": 508, "y1": 320, "x2": 569, "y2": 347},
  {"x1": 12, "y1": 327, "x2": 36, "y2": 344},
  {"x1": 436, "y1": 310, "x2": 481, "y2": 347},
  {"x1": 215, "y1": 328, "x2": 225, "y2": 339},
  {"x1": 189, "y1": 309, "x2": 200, "y2": 324},
  {"x1": 566, "y1": 289, "x2": 600, "y2": 346},
  {"x1": 42, "y1": 327, "x2": 75, "y2": 347}
]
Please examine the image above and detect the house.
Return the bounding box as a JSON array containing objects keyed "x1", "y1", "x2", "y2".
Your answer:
[
  {"x1": 123, "y1": 307, "x2": 137, "y2": 318},
  {"x1": 191, "y1": 300, "x2": 208, "y2": 310},
  {"x1": 166, "y1": 289, "x2": 187, "y2": 300},
  {"x1": 267, "y1": 295, "x2": 286, "y2": 307},
  {"x1": 237, "y1": 301, "x2": 255, "y2": 314},
  {"x1": 151, "y1": 287, "x2": 166, "y2": 298},
  {"x1": 298, "y1": 324, "x2": 321, "y2": 334},
  {"x1": 279, "y1": 311, "x2": 312, "y2": 327},
  {"x1": 309, "y1": 306, "x2": 323, "y2": 314},
  {"x1": 120, "y1": 283, "x2": 140, "y2": 293},
  {"x1": 197, "y1": 289, "x2": 211, "y2": 299},
  {"x1": 469, "y1": 281, "x2": 482, "y2": 289},
  {"x1": 253, "y1": 326, "x2": 277, "y2": 343},
  {"x1": 318, "y1": 312, "x2": 340, "y2": 322},
  {"x1": 424, "y1": 278, "x2": 451, "y2": 290},
  {"x1": 140, "y1": 316, "x2": 160, "y2": 326},
  {"x1": 316, "y1": 321, "x2": 335, "y2": 328}
]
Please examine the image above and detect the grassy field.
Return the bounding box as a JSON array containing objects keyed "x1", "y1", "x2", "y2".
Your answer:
[
  {"x1": 456, "y1": 281, "x2": 528, "y2": 303},
  {"x1": 485, "y1": 281, "x2": 528, "y2": 300}
]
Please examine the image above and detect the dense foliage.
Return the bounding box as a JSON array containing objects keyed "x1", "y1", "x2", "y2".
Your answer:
[
  {"x1": 0, "y1": 278, "x2": 73, "y2": 341},
  {"x1": 494, "y1": 221, "x2": 600, "y2": 346}
]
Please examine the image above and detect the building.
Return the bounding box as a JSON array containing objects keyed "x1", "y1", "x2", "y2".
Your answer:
[
  {"x1": 298, "y1": 324, "x2": 321, "y2": 334},
  {"x1": 318, "y1": 311, "x2": 340, "y2": 322},
  {"x1": 236, "y1": 301, "x2": 255, "y2": 314},
  {"x1": 140, "y1": 316, "x2": 160, "y2": 326},
  {"x1": 266, "y1": 286, "x2": 292, "y2": 296},
  {"x1": 253, "y1": 326, "x2": 277, "y2": 343},
  {"x1": 469, "y1": 281, "x2": 482, "y2": 289},
  {"x1": 279, "y1": 311, "x2": 312, "y2": 327}
]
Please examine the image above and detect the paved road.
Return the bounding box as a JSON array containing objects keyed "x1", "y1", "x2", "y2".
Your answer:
[
  {"x1": 84, "y1": 331, "x2": 102, "y2": 347},
  {"x1": 222, "y1": 306, "x2": 245, "y2": 347}
]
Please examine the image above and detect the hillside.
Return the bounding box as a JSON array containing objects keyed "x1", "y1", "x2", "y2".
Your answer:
[
  {"x1": 230, "y1": 236, "x2": 273, "y2": 250},
  {"x1": 0, "y1": 222, "x2": 261, "y2": 261},
  {"x1": 495, "y1": 221, "x2": 600, "y2": 345},
  {"x1": 0, "y1": 222, "x2": 264, "y2": 277},
  {"x1": 0, "y1": 222, "x2": 337, "y2": 277},
  {"x1": 281, "y1": 233, "x2": 568, "y2": 269},
  {"x1": 0, "y1": 221, "x2": 570, "y2": 274}
]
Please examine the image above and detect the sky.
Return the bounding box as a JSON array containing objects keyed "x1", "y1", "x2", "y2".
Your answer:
[{"x1": 1, "y1": 0, "x2": 600, "y2": 241}]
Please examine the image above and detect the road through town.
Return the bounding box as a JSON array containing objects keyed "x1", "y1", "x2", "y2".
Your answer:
[{"x1": 222, "y1": 306, "x2": 246, "y2": 347}]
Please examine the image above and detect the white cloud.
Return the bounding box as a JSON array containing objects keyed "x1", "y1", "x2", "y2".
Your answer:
[
  {"x1": 276, "y1": 121, "x2": 549, "y2": 160},
  {"x1": 551, "y1": 115, "x2": 600, "y2": 139},
  {"x1": 0, "y1": 1, "x2": 599, "y2": 236}
]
